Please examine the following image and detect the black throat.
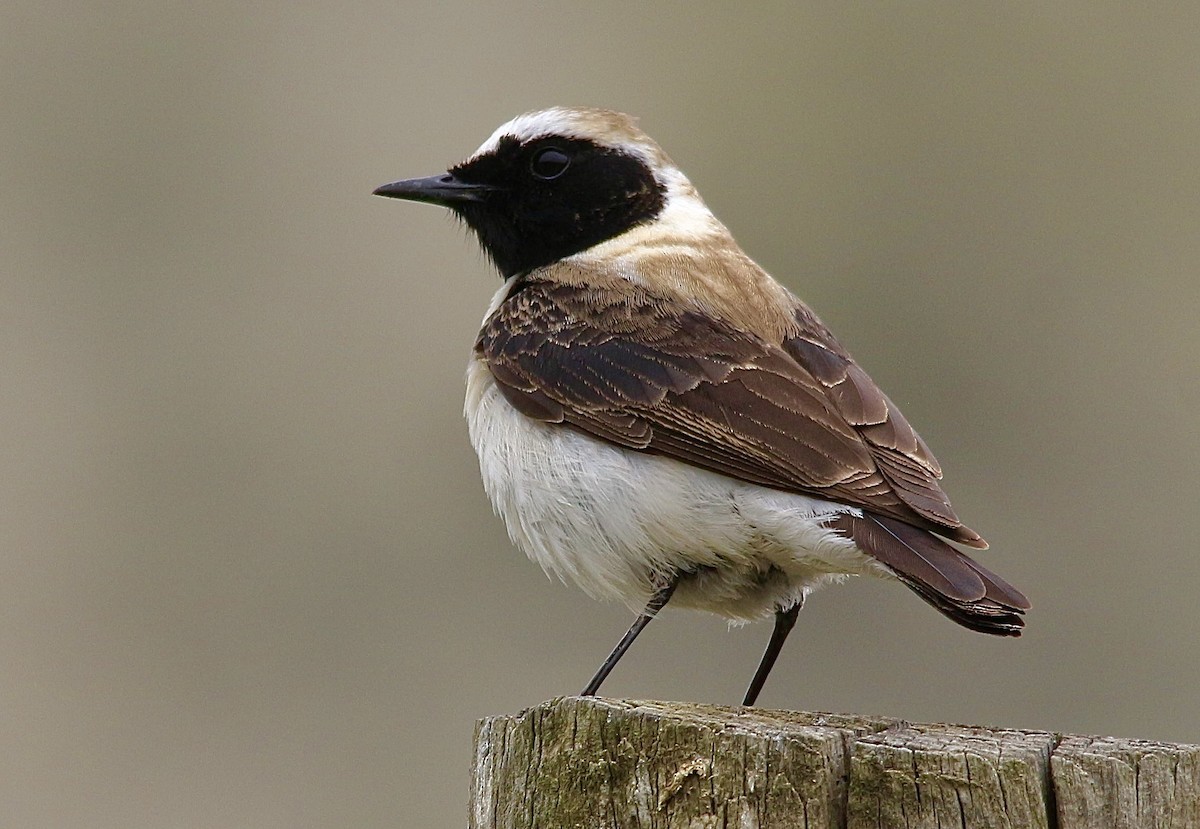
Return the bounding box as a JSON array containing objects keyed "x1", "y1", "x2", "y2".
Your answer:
[{"x1": 447, "y1": 135, "x2": 667, "y2": 278}]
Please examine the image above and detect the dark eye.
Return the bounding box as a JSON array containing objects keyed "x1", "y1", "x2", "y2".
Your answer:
[{"x1": 530, "y1": 147, "x2": 572, "y2": 180}]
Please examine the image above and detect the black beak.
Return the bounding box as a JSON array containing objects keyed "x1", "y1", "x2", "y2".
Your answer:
[{"x1": 372, "y1": 173, "x2": 493, "y2": 206}]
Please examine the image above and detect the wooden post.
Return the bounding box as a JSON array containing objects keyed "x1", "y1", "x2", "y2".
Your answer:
[{"x1": 469, "y1": 697, "x2": 1200, "y2": 828}]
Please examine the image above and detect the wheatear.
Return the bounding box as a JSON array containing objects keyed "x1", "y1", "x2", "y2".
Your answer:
[{"x1": 375, "y1": 107, "x2": 1028, "y2": 705}]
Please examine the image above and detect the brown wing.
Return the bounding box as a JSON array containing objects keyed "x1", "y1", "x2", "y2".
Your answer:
[
  {"x1": 783, "y1": 305, "x2": 985, "y2": 546},
  {"x1": 476, "y1": 277, "x2": 981, "y2": 543}
]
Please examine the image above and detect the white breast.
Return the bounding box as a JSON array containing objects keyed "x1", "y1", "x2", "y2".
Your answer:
[{"x1": 464, "y1": 357, "x2": 889, "y2": 623}]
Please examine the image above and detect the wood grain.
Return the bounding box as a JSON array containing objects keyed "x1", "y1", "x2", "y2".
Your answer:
[{"x1": 469, "y1": 697, "x2": 1200, "y2": 828}]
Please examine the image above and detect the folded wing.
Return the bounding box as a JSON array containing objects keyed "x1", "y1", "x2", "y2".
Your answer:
[{"x1": 476, "y1": 273, "x2": 1029, "y2": 631}]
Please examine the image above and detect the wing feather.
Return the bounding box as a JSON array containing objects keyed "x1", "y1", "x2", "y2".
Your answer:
[
  {"x1": 783, "y1": 318, "x2": 986, "y2": 547},
  {"x1": 477, "y1": 276, "x2": 984, "y2": 544}
]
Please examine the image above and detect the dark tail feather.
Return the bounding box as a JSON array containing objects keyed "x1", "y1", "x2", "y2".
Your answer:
[
  {"x1": 892, "y1": 572, "x2": 1027, "y2": 636},
  {"x1": 959, "y1": 553, "x2": 1031, "y2": 610},
  {"x1": 827, "y1": 512, "x2": 1029, "y2": 637}
]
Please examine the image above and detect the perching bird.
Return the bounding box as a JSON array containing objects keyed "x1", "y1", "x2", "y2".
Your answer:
[{"x1": 374, "y1": 107, "x2": 1029, "y2": 706}]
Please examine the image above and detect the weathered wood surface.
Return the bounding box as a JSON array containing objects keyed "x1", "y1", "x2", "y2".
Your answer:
[{"x1": 469, "y1": 697, "x2": 1200, "y2": 829}]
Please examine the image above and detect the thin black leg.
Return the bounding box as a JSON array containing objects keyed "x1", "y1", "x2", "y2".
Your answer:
[
  {"x1": 741, "y1": 602, "x2": 801, "y2": 707},
  {"x1": 580, "y1": 574, "x2": 681, "y2": 697}
]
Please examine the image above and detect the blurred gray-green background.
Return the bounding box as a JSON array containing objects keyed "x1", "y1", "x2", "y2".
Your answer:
[{"x1": 4, "y1": 3, "x2": 1199, "y2": 826}]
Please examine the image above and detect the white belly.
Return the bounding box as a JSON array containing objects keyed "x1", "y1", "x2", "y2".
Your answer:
[{"x1": 464, "y1": 359, "x2": 890, "y2": 622}]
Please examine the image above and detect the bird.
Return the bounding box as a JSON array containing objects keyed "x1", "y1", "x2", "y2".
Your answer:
[{"x1": 373, "y1": 107, "x2": 1029, "y2": 706}]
